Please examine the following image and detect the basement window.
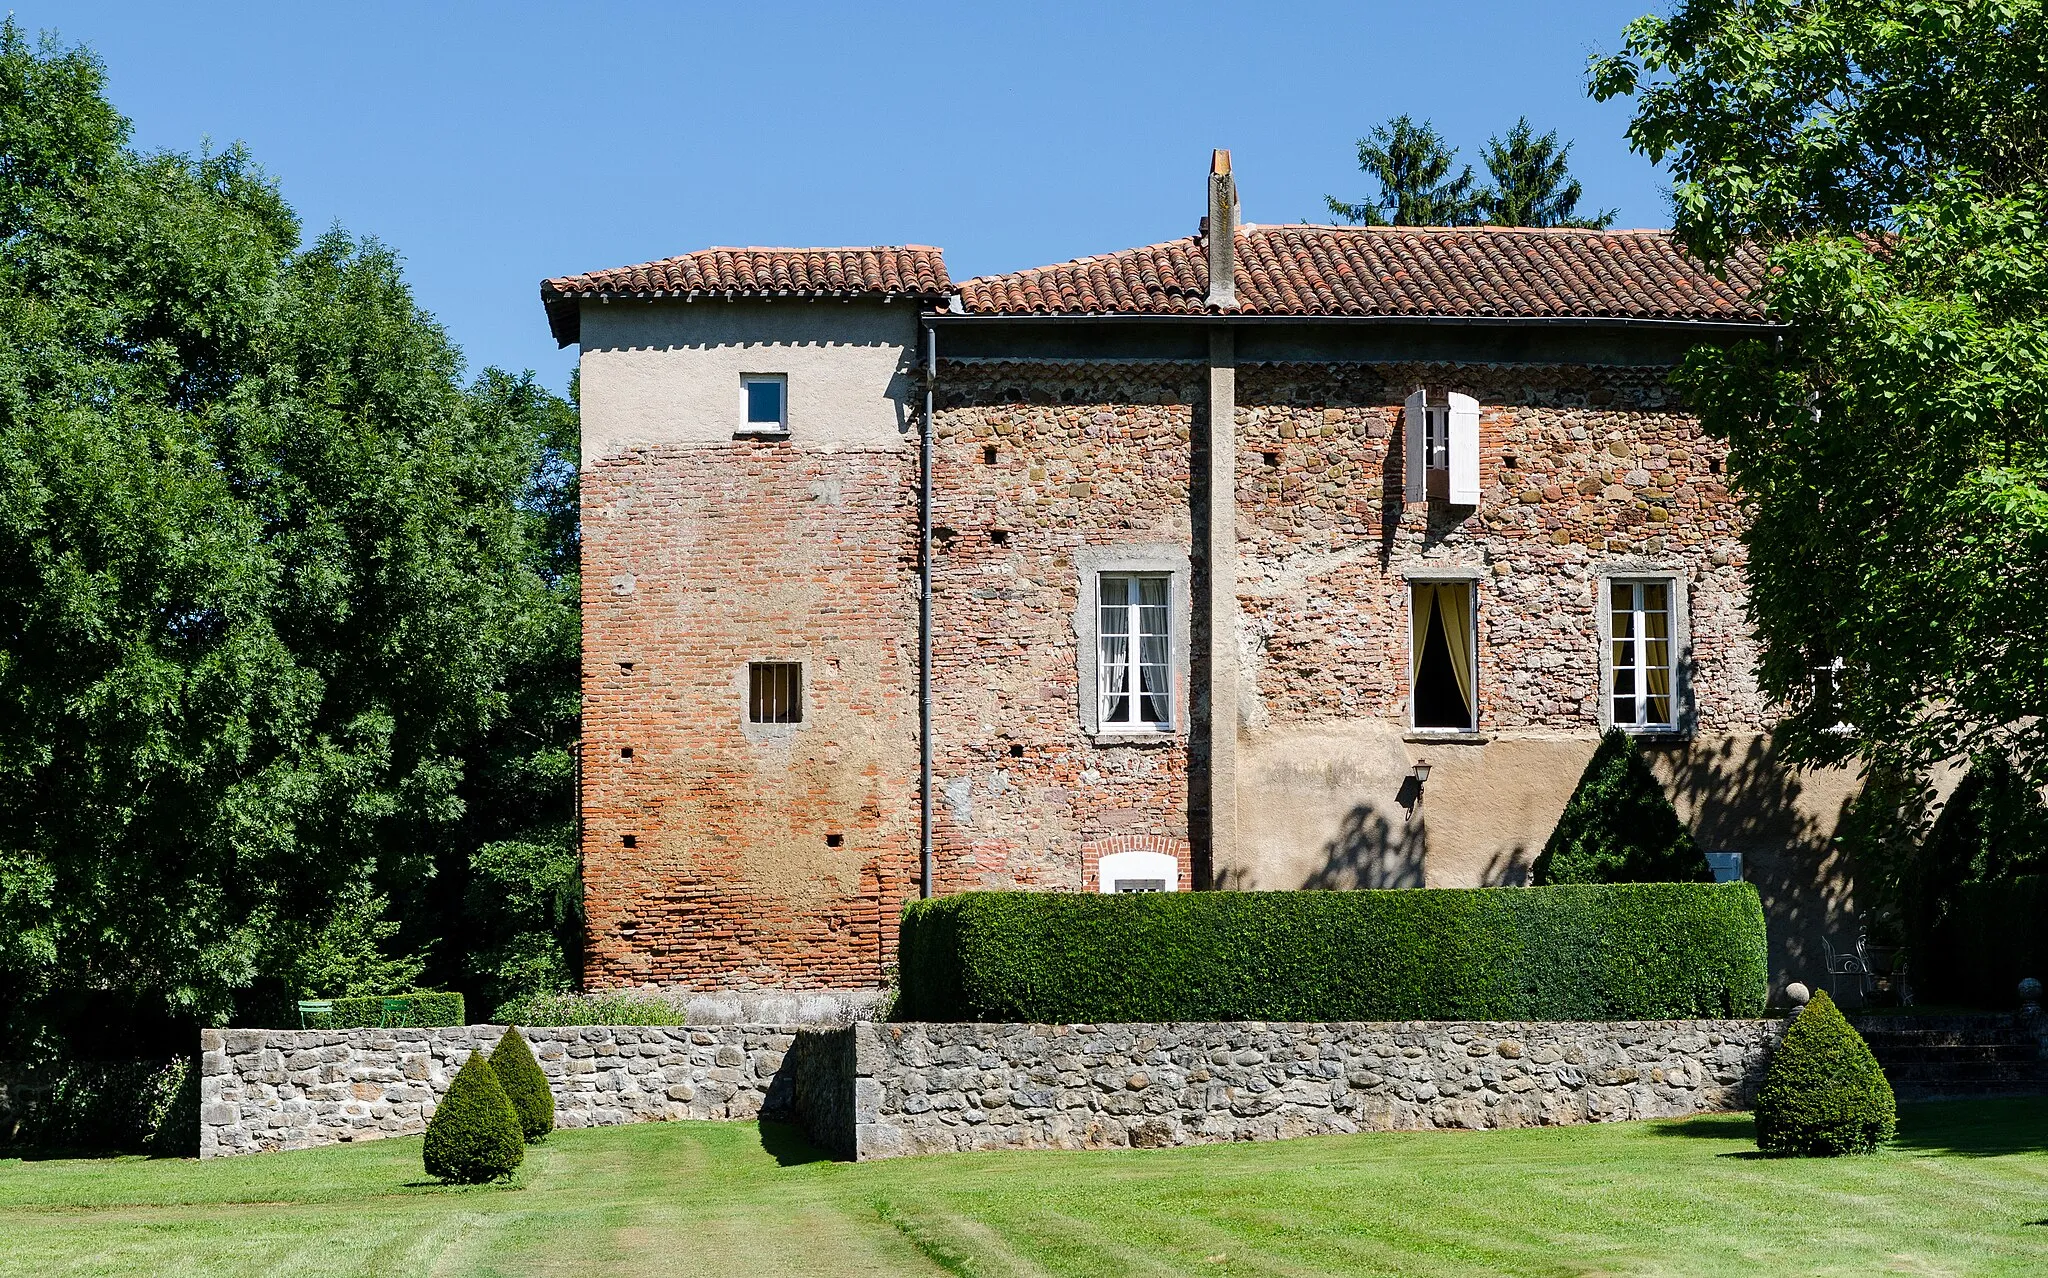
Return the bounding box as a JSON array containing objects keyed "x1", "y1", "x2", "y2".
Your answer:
[
  {"x1": 748, "y1": 661, "x2": 803, "y2": 724},
  {"x1": 1097, "y1": 849, "x2": 1179, "y2": 893},
  {"x1": 1410, "y1": 581, "x2": 1476, "y2": 732},
  {"x1": 741, "y1": 375, "x2": 787, "y2": 434}
]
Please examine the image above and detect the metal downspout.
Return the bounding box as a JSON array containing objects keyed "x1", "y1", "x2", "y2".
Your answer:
[{"x1": 919, "y1": 323, "x2": 936, "y2": 899}]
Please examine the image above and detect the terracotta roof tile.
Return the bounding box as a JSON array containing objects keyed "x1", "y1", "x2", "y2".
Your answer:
[
  {"x1": 542, "y1": 246, "x2": 951, "y2": 345},
  {"x1": 956, "y1": 225, "x2": 1766, "y2": 322}
]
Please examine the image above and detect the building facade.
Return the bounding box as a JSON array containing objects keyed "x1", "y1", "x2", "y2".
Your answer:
[{"x1": 546, "y1": 156, "x2": 1857, "y2": 995}]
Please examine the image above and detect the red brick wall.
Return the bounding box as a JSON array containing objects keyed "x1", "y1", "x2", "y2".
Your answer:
[{"x1": 579, "y1": 440, "x2": 919, "y2": 989}]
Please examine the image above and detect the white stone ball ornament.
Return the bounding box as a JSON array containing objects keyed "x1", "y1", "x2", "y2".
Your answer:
[{"x1": 1784, "y1": 982, "x2": 1811, "y2": 1008}]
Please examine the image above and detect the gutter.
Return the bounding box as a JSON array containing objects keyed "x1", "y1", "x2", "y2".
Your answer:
[
  {"x1": 922, "y1": 312, "x2": 1783, "y2": 334},
  {"x1": 919, "y1": 323, "x2": 936, "y2": 900}
]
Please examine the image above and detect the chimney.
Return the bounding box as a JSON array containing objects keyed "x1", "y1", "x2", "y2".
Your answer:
[{"x1": 1205, "y1": 149, "x2": 1238, "y2": 309}]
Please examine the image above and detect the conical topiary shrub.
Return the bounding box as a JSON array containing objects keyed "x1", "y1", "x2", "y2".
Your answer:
[
  {"x1": 489, "y1": 1027, "x2": 554, "y2": 1143},
  {"x1": 1531, "y1": 728, "x2": 1712, "y2": 884},
  {"x1": 423, "y1": 1050, "x2": 525, "y2": 1183},
  {"x1": 1754, "y1": 989, "x2": 1897, "y2": 1156}
]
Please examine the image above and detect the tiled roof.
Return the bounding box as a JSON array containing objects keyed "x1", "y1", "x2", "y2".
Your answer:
[
  {"x1": 956, "y1": 225, "x2": 1767, "y2": 322},
  {"x1": 542, "y1": 246, "x2": 951, "y2": 345}
]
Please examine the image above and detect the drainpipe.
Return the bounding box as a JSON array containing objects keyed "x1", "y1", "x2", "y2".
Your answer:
[{"x1": 920, "y1": 323, "x2": 936, "y2": 899}]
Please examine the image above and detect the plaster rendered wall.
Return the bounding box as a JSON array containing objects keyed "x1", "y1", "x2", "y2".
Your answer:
[
  {"x1": 578, "y1": 298, "x2": 920, "y2": 990},
  {"x1": 579, "y1": 299, "x2": 918, "y2": 454}
]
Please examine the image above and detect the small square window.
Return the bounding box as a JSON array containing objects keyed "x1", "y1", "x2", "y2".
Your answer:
[
  {"x1": 742, "y1": 375, "x2": 787, "y2": 433},
  {"x1": 748, "y1": 661, "x2": 803, "y2": 724}
]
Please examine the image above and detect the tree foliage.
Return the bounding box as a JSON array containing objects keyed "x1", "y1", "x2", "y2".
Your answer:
[
  {"x1": 1327, "y1": 114, "x2": 1613, "y2": 228},
  {"x1": 1477, "y1": 118, "x2": 1617, "y2": 228},
  {"x1": 1531, "y1": 729, "x2": 1711, "y2": 885},
  {"x1": 1593, "y1": 1, "x2": 2048, "y2": 801},
  {"x1": 488, "y1": 1026, "x2": 554, "y2": 1143},
  {"x1": 1326, "y1": 116, "x2": 1484, "y2": 227},
  {"x1": 0, "y1": 23, "x2": 579, "y2": 1050}
]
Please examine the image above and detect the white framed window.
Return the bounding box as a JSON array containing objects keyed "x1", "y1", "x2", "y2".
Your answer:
[
  {"x1": 1609, "y1": 579, "x2": 1676, "y2": 730},
  {"x1": 1097, "y1": 849, "x2": 1179, "y2": 893},
  {"x1": 1097, "y1": 572, "x2": 1173, "y2": 732},
  {"x1": 1404, "y1": 389, "x2": 1481, "y2": 505},
  {"x1": 741, "y1": 374, "x2": 787, "y2": 433},
  {"x1": 1410, "y1": 580, "x2": 1477, "y2": 731}
]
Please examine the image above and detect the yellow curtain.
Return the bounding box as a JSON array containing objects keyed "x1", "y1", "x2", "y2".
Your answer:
[
  {"x1": 1643, "y1": 582, "x2": 1671, "y2": 724},
  {"x1": 1411, "y1": 583, "x2": 1476, "y2": 721},
  {"x1": 1436, "y1": 584, "x2": 1474, "y2": 718}
]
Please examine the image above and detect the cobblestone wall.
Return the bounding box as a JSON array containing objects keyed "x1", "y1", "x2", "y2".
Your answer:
[
  {"x1": 842, "y1": 1019, "x2": 1782, "y2": 1159},
  {"x1": 199, "y1": 1024, "x2": 804, "y2": 1157}
]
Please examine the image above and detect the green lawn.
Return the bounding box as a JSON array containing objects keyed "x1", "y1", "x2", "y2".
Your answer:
[{"x1": 2, "y1": 1100, "x2": 2045, "y2": 1277}]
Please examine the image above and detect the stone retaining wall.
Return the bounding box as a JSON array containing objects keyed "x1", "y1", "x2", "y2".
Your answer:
[
  {"x1": 840, "y1": 1019, "x2": 1783, "y2": 1159},
  {"x1": 202, "y1": 1017, "x2": 1782, "y2": 1160},
  {"x1": 200, "y1": 1024, "x2": 801, "y2": 1157}
]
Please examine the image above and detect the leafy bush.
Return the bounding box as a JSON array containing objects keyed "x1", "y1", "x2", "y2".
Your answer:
[
  {"x1": 0, "y1": 1057, "x2": 194, "y2": 1154},
  {"x1": 493, "y1": 990, "x2": 691, "y2": 1027},
  {"x1": 1532, "y1": 729, "x2": 1712, "y2": 884},
  {"x1": 897, "y1": 883, "x2": 1768, "y2": 1023},
  {"x1": 488, "y1": 1028, "x2": 553, "y2": 1143},
  {"x1": 297, "y1": 992, "x2": 466, "y2": 1029},
  {"x1": 1754, "y1": 989, "x2": 1896, "y2": 1156},
  {"x1": 422, "y1": 1051, "x2": 524, "y2": 1183}
]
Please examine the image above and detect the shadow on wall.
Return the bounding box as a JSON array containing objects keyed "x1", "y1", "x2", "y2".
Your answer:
[
  {"x1": 1655, "y1": 734, "x2": 1859, "y2": 995},
  {"x1": 1299, "y1": 802, "x2": 1425, "y2": 890}
]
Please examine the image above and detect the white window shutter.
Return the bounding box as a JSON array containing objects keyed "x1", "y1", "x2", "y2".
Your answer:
[
  {"x1": 1403, "y1": 389, "x2": 1426, "y2": 503},
  {"x1": 1447, "y1": 392, "x2": 1480, "y2": 505}
]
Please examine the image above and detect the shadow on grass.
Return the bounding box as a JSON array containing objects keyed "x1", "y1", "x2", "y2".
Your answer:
[
  {"x1": 1648, "y1": 1115, "x2": 1754, "y2": 1141},
  {"x1": 758, "y1": 1121, "x2": 832, "y2": 1168},
  {"x1": 1891, "y1": 1098, "x2": 2048, "y2": 1157}
]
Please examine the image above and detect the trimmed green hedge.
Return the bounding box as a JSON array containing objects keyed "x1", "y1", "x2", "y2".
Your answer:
[
  {"x1": 897, "y1": 883, "x2": 1768, "y2": 1023},
  {"x1": 302, "y1": 992, "x2": 466, "y2": 1029},
  {"x1": 1755, "y1": 989, "x2": 1895, "y2": 1156}
]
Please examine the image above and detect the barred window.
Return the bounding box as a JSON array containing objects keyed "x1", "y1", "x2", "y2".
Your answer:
[{"x1": 748, "y1": 661, "x2": 802, "y2": 724}]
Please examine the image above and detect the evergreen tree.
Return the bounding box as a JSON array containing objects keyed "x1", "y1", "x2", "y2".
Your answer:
[
  {"x1": 1532, "y1": 729, "x2": 1712, "y2": 884},
  {"x1": 1326, "y1": 115, "x2": 1483, "y2": 227},
  {"x1": 423, "y1": 1050, "x2": 524, "y2": 1183},
  {"x1": 1478, "y1": 118, "x2": 1617, "y2": 228},
  {"x1": 1754, "y1": 989, "x2": 1896, "y2": 1156},
  {"x1": 488, "y1": 1026, "x2": 554, "y2": 1143}
]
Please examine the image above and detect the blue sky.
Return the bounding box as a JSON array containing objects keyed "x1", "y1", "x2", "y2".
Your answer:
[{"x1": 39, "y1": 1, "x2": 1673, "y2": 389}]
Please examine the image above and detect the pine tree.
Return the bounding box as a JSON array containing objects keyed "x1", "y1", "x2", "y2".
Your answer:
[
  {"x1": 1326, "y1": 116, "x2": 1483, "y2": 227},
  {"x1": 1478, "y1": 118, "x2": 1617, "y2": 228},
  {"x1": 1531, "y1": 729, "x2": 1711, "y2": 884}
]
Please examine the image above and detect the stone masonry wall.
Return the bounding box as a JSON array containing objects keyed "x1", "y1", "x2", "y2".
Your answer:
[
  {"x1": 200, "y1": 1024, "x2": 805, "y2": 1157},
  {"x1": 929, "y1": 364, "x2": 1202, "y2": 893},
  {"x1": 579, "y1": 439, "x2": 920, "y2": 989},
  {"x1": 845, "y1": 1018, "x2": 1783, "y2": 1160}
]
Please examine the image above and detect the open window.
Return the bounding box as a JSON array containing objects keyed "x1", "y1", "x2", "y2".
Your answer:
[
  {"x1": 1410, "y1": 581, "x2": 1476, "y2": 731},
  {"x1": 1404, "y1": 389, "x2": 1480, "y2": 505}
]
